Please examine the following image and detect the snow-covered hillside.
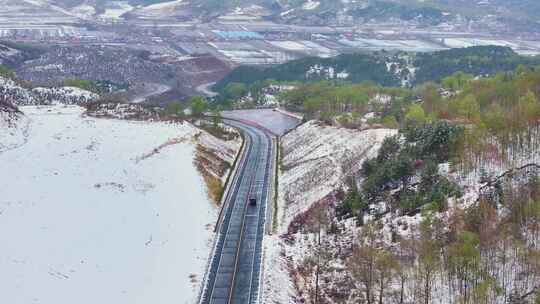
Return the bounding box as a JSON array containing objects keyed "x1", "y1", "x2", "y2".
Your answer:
[
  {"x1": 276, "y1": 121, "x2": 397, "y2": 233},
  {"x1": 0, "y1": 105, "x2": 239, "y2": 304},
  {"x1": 262, "y1": 121, "x2": 396, "y2": 302}
]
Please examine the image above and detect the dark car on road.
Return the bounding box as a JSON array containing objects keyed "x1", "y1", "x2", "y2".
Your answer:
[{"x1": 249, "y1": 195, "x2": 257, "y2": 206}]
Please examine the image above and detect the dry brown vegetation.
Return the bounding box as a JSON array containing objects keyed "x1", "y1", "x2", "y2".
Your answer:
[{"x1": 194, "y1": 143, "x2": 230, "y2": 204}]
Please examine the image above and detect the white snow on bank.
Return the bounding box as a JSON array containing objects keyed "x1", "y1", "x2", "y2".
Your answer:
[{"x1": 0, "y1": 105, "x2": 218, "y2": 304}]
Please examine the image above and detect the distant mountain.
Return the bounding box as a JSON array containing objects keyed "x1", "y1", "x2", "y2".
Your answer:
[
  {"x1": 51, "y1": 0, "x2": 172, "y2": 8},
  {"x1": 46, "y1": 0, "x2": 540, "y2": 31},
  {"x1": 271, "y1": 0, "x2": 540, "y2": 31}
]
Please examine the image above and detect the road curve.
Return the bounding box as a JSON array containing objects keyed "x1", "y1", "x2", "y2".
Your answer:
[{"x1": 199, "y1": 119, "x2": 275, "y2": 304}]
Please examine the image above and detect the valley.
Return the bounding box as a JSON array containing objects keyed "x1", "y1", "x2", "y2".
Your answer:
[{"x1": 1, "y1": 1, "x2": 540, "y2": 304}]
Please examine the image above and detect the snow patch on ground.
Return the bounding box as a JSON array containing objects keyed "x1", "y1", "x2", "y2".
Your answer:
[{"x1": 302, "y1": 0, "x2": 320, "y2": 10}]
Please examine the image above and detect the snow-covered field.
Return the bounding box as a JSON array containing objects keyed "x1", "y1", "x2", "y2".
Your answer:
[
  {"x1": 0, "y1": 105, "x2": 219, "y2": 304},
  {"x1": 302, "y1": 0, "x2": 320, "y2": 10}
]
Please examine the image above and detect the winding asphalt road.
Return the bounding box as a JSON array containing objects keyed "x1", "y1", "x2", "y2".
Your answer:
[{"x1": 200, "y1": 119, "x2": 275, "y2": 304}]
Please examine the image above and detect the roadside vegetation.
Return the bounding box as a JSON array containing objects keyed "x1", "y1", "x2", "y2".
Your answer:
[{"x1": 194, "y1": 142, "x2": 228, "y2": 204}]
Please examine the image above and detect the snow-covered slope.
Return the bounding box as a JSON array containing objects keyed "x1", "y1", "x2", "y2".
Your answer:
[
  {"x1": 262, "y1": 121, "x2": 396, "y2": 302},
  {"x1": 276, "y1": 121, "x2": 397, "y2": 233},
  {"x1": 0, "y1": 105, "x2": 239, "y2": 304}
]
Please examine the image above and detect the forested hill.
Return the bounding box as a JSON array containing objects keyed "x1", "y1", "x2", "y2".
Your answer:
[
  {"x1": 214, "y1": 46, "x2": 540, "y2": 92},
  {"x1": 214, "y1": 53, "x2": 399, "y2": 92}
]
